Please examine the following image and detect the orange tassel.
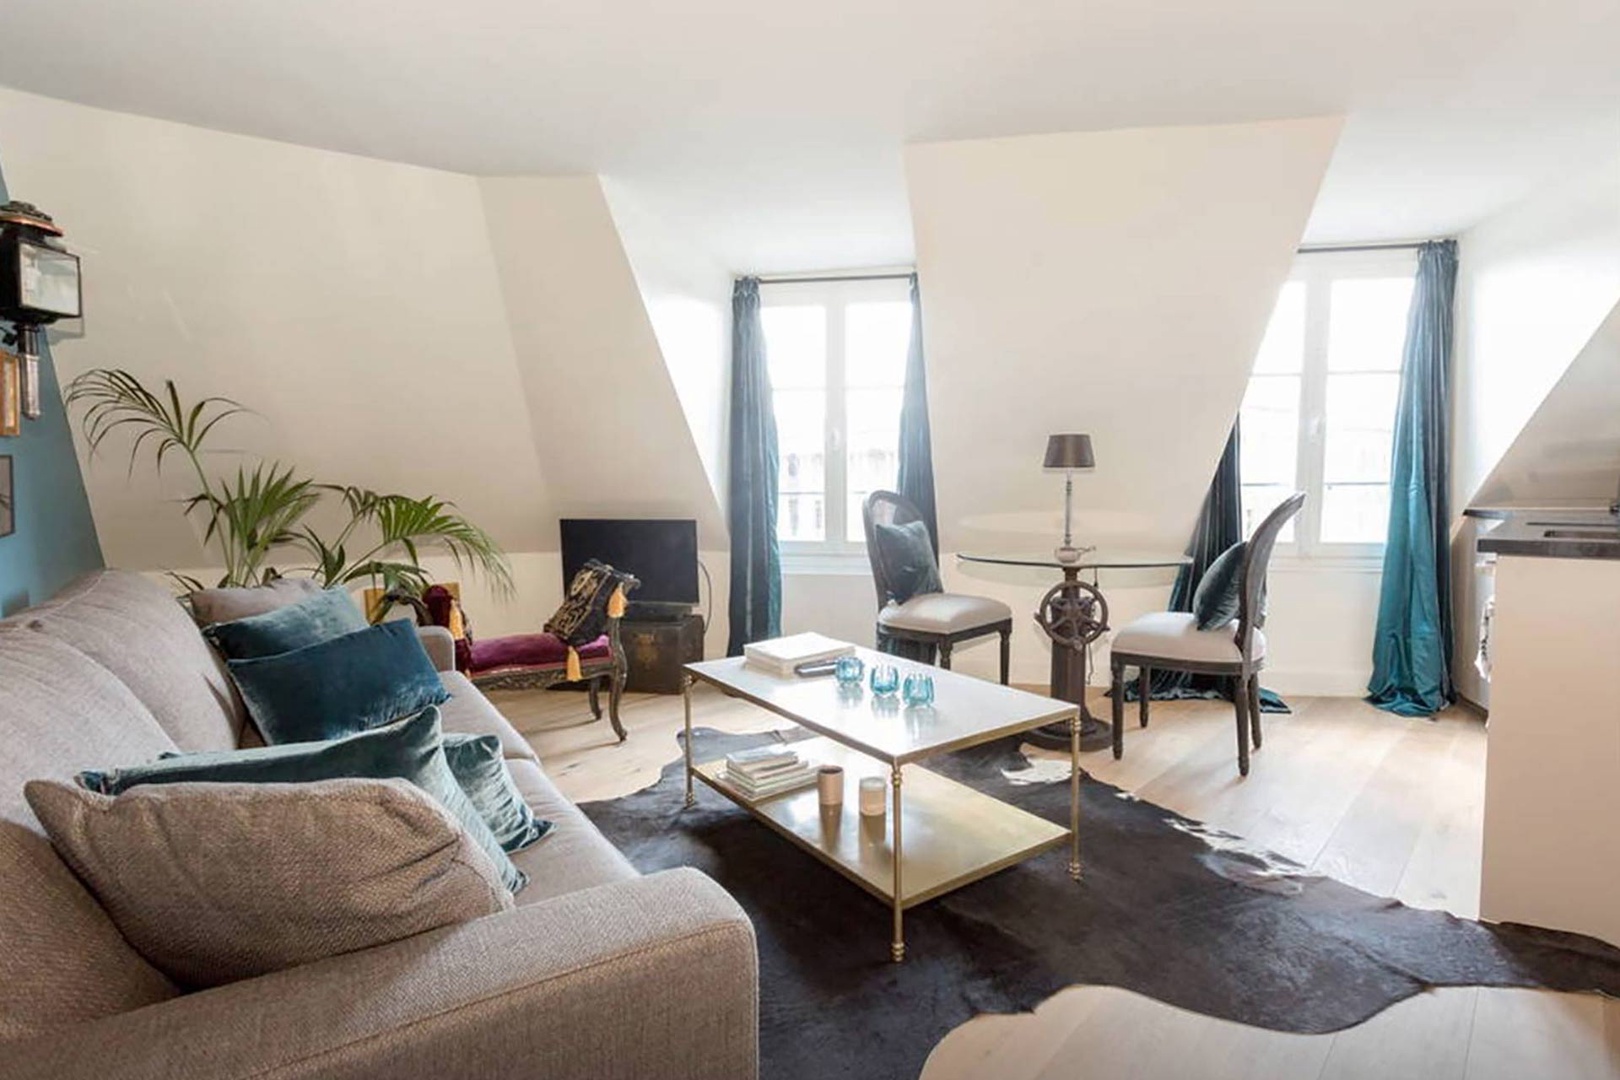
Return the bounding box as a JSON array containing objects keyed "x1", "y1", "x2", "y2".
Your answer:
[
  {"x1": 566, "y1": 646, "x2": 582, "y2": 682},
  {"x1": 607, "y1": 584, "x2": 627, "y2": 619}
]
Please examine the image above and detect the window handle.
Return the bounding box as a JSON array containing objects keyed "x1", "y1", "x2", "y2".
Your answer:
[{"x1": 830, "y1": 427, "x2": 843, "y2": 452}]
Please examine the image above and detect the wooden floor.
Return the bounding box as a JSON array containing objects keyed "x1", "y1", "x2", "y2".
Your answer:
[{"x1": 499, "y1": 684, "x2": 1620, "y2": 1080}]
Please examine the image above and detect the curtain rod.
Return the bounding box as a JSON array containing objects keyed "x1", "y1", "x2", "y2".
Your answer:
[
  {"x1": 1296, "y1": 241, "x2": 1431, "y2": 255},
  {"x1": 755, "y1": 272, "x2": 914, "y2": 285}
]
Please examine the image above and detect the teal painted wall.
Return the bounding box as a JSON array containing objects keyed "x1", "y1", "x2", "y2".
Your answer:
[{"x1": 0, "y1": 158, "x2": 104, "y2": 614}]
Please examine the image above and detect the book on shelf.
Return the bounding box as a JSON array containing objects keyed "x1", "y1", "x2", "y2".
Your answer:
[
  {"x1": 725, "y1": 765, "x2": 817, "y2": 800},
  {"x1": 723, "y1": 746, "x2": 818, "y2": 799},
  {"x1": 724, "y1": 746, "x2": 799, "y2": 773},
  {"x1": 742, "y1": 633, "x2": 855, "y2": 678}
]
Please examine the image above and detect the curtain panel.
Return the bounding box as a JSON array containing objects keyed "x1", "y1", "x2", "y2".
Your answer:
[
  {"x1": 726, "y1": 277, "x2": 783, "y2": 655},
  {"x1": 1367, "y1": 240, "x2": 1458, "y2": 717},
  {"x1": 895, "y1": 274, "x2": 940, "y2": 557}
]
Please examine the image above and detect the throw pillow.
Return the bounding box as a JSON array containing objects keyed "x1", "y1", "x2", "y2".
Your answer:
[
  {"x1": 545, "y1": 559, "x2": 634, "y2": 646},
  {"x1": 78, "y1": 707, "x2": 528, "y2": 894},
  {"x1": 226, "y1": 619, "x2": 449, "y2": 744},
  {"x1": 26, "y1": 776, "x2": 513, "y2": 989},
  {"x1": 188, "y1": 577, "x2": 324, "y2": 627},
  {"x1": 873, "y1": 519, "x2": 944, "y2": 604},
  {"x1": 202, "y1": 587, "x2": 368, "y2": 660},
  {"x1": 443, "y1": 733, "x2": 552, "y2": 852},
  {"x1": 1192, "y1": 541, "x2": 1247, "y2": 630}
]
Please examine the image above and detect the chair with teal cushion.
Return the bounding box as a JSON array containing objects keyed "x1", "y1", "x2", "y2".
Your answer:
[{"x1": 1109, "y1": 492, "x2": 1304, "y2": 776}]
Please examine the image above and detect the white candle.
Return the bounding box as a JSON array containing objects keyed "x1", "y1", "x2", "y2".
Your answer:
[{"x1": 858, "y1": 776, "x2": 887, "y2": 818}]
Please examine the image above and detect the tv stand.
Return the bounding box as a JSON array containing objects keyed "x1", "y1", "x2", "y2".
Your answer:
[{"x1": 621, "y1": 612, "x2": 704, "y2": 694}]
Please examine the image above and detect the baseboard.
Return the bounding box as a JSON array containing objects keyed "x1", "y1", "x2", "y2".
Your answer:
[{"x1": 1259, "y1": 668, "x2": 1371, "y2": 698}]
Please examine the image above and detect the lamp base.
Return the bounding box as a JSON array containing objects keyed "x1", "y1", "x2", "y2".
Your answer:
[{"x1": 1054, "y1": 544, "x2": 1082, "y2": 565}]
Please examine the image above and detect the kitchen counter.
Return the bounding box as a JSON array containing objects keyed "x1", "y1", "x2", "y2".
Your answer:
[{"x1": 1472, "y1": 508, "x2": 1620, "y2": 560}]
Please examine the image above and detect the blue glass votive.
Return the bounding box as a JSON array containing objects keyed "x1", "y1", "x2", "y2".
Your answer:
[
  {"x1": 869, "y1": 664, "x2": 900, "y2": 697},
  {"x1": 835, "y1": 655, "x2": 866, "y2": 685},
  {"x1": 902, "y1": 671, "x2": 936, "y2": 707}
]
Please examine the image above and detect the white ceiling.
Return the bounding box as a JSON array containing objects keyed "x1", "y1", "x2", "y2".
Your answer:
[{"x1": 1, "y1": 0, "x2": 1616, "y2": 273}]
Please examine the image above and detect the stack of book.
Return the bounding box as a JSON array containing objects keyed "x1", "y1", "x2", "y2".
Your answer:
[
  {"x1": 743, "y1": 632, "x2": 855, "y2": 677},
  {"x1": 723, "y1": 746, "x2": 817, "y2": 800}
]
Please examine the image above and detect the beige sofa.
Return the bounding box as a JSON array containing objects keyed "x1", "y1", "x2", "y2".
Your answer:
[{"x1": 0, "y1": 570, "x2": 758, "y2": 1080}]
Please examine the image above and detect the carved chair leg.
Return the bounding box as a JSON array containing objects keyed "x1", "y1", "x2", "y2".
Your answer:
[
  {"x1": 1233, "y1": 676, "x2": 1251, "y2": 776},
  {"x1": 1110, "y1": 659, "x2": 1126, "y2": 760},
  {"x1": 998, "y1": 628, "x2": 1011, "y2": 685},
  {"x1": 587, "y1": 680, "x2": 603, "y2": 720},
  {"x1": 607, "y1": 668, "x2": 627, "y2": 743},
  {"x1": 1247, "y1": 675, "x2": 1262, "y2": 750},
  {"x1": 1138, "y1": 667, "x2": 1151, "y2": 728},
  {"x1": 938, "y1": 639, "x2": 953, "y2": 670}
]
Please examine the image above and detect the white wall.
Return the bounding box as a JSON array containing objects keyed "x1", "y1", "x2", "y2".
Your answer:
[
  {"x1": 902, "y1": 117, "x2": 1347, "y2": 692},
  {"x1": 1453, "y1": 151, "x2": 1620, "y2": 512},
  {"x1": 0, "y1": 86, "x2": 554, "y2": 574},
  {"x1": 1450, "y1": 153, "x2": 1620, "y2": 706}
]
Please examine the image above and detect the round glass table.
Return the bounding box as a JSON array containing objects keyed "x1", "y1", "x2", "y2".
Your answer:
[{"x1": 957, "y1": 550, "x2": 1190, "y2": 749}]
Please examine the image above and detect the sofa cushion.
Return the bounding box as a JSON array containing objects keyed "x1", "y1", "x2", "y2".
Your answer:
[
  {"x1": 80, "y1": 707, "x2": 528, "y2": 896},
  {"x1": 225, "y1": 621, "x2": 449, "y2": 745},
  {"x1": 0, "y1": 630, "x2": 181, "y2": 1041},
  {"x1": 440, "y1": 670, "x2": 540, "y2": 763},
  {"x1": 187, "y1": 576, "x2": 324, "y2": 627},
  {"x1": 26, "y1": 776, "x2": 513, "y2": 989},
  {"x1": 202, "y1": 587, "x2": 368, "y2": 660},
  {"x1": 505, "y1": 758, "x2": 637, "y2": 904},
  {"x1": 443, "y1": 733, "x2": 552, "y2": 852},
  {"x1": 21, "y1": 570, "x2": 245, "y2": 750}
]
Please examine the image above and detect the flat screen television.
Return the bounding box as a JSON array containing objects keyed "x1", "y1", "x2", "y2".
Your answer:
[{"x1": 560, "y1": 518, "x2": 699, "y2": 618}]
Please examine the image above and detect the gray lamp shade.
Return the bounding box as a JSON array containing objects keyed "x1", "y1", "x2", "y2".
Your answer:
[{"x1": 1043, "y1": 433, "x2": 1095, "y2": 470}]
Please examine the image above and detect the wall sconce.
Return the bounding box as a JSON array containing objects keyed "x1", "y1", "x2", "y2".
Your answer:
[{"x1": 0, "y1": 200, "x2": 83, "y2": 422}]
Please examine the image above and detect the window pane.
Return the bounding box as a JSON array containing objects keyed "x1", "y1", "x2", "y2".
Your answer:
[
  {"x1": 1327, "y1": 278, "x2": 1414, "y2": 372},
  {"x1": 1321, "y1": 484, "x2": 1389, "y2": 544},
  {"x1": 1239, "y1": 375, "x2": 1300, "y2": 487},
  {"x1": 1242, "y1": 484, "x2": 1296, "y2": 542},
  {"x1": 846, "y1": 301, "x2": 911, "y2": 388},
  {"x1": 1323, "y1": 372, "x2": 1398, "y2": 483},
  {"x1": 762, "y1": 305, "x2": 827, "y2": 389},
  {"x1": 1253, "y1": 281, "x2": 1306, "y2": 374},
  {"x1": 846, "y1": 387, "x2": 903, "y2": 541},
  {"x1": 773, "y1": 389, "x2": 824, "y2": 542}
]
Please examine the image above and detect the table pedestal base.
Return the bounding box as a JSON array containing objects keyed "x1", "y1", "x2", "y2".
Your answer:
[{"x1": 1027, "y1": 614, "x2": 1112, "y2": 751}]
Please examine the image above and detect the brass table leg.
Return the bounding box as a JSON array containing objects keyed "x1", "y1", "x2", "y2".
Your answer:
[
  {"x1": 682, "y1": 676, "x2": 696, "y2": 809},
  {"x1": 1069, "y1": 710, "x2": 1082, "y2": 880},
  {"x1": 891, "y1": 763, "x2": 905, "y2": 962}
]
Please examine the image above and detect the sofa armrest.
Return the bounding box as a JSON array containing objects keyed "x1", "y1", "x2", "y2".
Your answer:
[
  {"x1": 8, "y1": 868, "x2": 758, "y2": 1080},
  {"x1": 417, "y1": 625, "x2": 457, "y2": 672}
]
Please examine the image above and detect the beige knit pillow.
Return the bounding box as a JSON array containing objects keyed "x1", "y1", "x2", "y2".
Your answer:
[{"x1": 25, "y1": 777, "x2": 513, "y2": 989}]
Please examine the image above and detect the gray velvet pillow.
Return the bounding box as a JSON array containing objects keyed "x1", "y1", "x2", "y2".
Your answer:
[
  {"x1": 25, "y1": 777, "x2": 513, "y2": 989},
  {"x1": 443, "y1": 733, "x2": 552, "y2": 852},
  {"x1": 1192, "y1": 542, "x2": 1247, "y2": 630},
  {"x1": 873, "y1": 519, "x2": 944, "y2": 604},
  {"x1": 188, "y1": 577, "x2": 324, "y2": 627}
]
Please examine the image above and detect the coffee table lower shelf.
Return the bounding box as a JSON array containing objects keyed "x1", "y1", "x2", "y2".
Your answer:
[{"x1": 694, "y1": 738, "x2": 1070, "y2": 911}]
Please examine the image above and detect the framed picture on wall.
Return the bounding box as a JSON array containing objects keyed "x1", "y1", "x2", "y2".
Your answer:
[
  {"x1": 0, "y1": 455, "x2": 13, "y2": 538},
  {"x1": 0, "y1": 352, "x2": 20, "y2": 437}
]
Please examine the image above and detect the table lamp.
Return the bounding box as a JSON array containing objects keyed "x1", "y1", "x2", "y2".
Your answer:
[{"x1": 1043, "y1": 433, "x2": 1095, "y2": 564}]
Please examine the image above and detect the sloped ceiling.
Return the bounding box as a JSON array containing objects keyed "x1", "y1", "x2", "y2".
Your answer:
[
  {"x1": 478, "y1": 175, "x2": 727, "y2": 548},
  {"x1": 905, "y1": 117, "x2": 1343, "y2": 554},
  {"x1": 1474, "y1": 302, "x2": 1620, "y2": 508}
]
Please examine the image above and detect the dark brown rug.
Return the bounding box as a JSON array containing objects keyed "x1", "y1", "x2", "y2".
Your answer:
[{"x1": 578, "y1": 727, "x2": 1620, "y2": 1080}]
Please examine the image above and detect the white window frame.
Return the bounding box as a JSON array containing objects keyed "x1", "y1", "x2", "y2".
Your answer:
[
  {"x1": 1249, "y1": 248, "x2": 1417, "y2": 566},
  {"x1": 759, "y1": 275, "x2": 912, "y2": 572}
]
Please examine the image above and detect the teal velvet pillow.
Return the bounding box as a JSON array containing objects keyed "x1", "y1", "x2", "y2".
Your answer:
[
  {"x1": 77, "y1": 708, "x2": 528, "y2": 894},
  {"x1": 227, "y1": 620, "x2": 449, "y2": 745},
  {"x1": 443, "y1": 734, "x2": 552, "y2": 852},
  {"x1": 203, "y1": 587, "x2": 368, "y2": 660},
  {"x1": 1192, "y1": 541, "x2": 1247, "y2": 630},
  {"x1": 873, "y1": 519, "x2": 944, "y2": 604}
]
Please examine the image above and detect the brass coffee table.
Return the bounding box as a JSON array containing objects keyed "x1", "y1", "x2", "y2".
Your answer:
[{"x1": 683, "y1": 649, "x2": 1081, "y2": 962}]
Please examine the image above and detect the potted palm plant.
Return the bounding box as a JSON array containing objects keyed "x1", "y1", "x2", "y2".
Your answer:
[{"x1": 67, "y1": 369, "x2": 513, "y2": 606}]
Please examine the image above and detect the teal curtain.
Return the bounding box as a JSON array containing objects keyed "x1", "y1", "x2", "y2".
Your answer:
[
  {"x1": 726, "y1": 278, "x2": 782, "y2": 655},
  {"x1": 1367, "y1": 240, "x2": 1457, "y2": 717},
  {"x1": 895, "y1": 274, "x2": 939, "y2": 557},
  {"x1": 1124, "y1": 422, "x2": 1288, "y2": 712}
]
